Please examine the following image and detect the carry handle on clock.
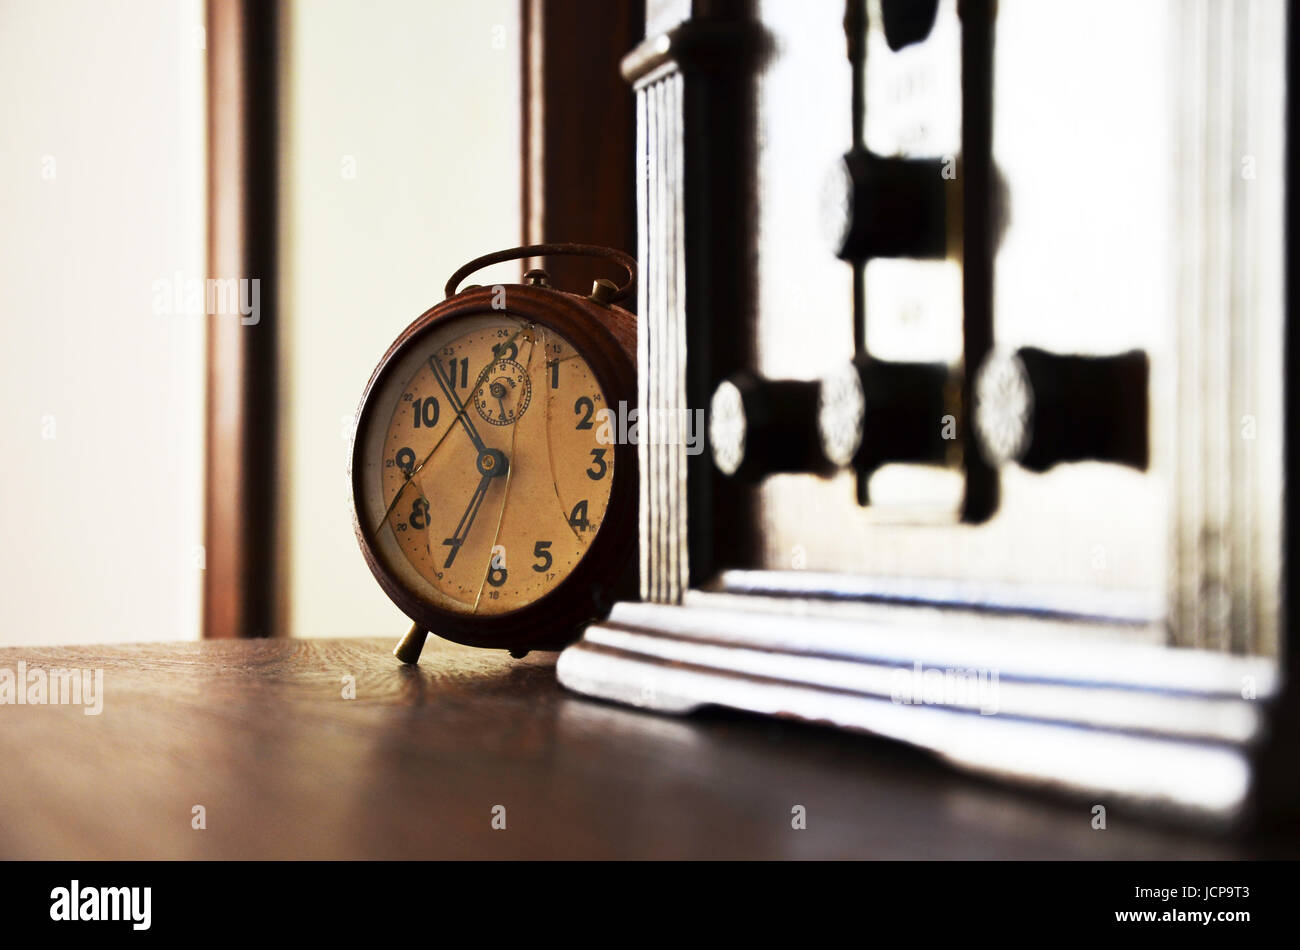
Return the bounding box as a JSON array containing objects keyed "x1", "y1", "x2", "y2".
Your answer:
[{"x1": 443, "y1": 242, "x2": 638, "y2": 303}]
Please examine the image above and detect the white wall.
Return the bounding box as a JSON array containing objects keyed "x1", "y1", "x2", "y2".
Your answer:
[
  {"x1": 281, "y1": 0, "x2": 522, "y2": 638},
  {"x1": 0, "y1": 0, "x2": 206, "y2": 646}
]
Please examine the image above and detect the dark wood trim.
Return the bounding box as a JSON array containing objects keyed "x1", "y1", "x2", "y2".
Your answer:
[
  {"x1": 204, "y1": 0, "x2": 281, "y2": 639},
  {"x1": 957, "y1": 0, "x2": 997, "y2": 522},
  {"x1": 1285, "y1": 0, "x2": 1297, "y2": 685},
  {"x1": 521, "y1": 0, "x2": 642, "y2": 298}
]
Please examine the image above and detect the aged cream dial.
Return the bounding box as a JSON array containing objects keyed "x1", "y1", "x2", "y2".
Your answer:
[{"x1": 376, "y1": 316, "x2": 614, "y2": 616}]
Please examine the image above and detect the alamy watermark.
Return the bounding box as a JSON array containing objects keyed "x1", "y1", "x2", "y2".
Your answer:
[
  {"x1": 151, "y1": 273, "x2": 261, "y2": 325},
  {"x1": 50, "y1": 881, "x2": 150, "y2": 930},
  {"x1": 593, "y1": 401, "x2": 705, "y2": 456},
  {"x1": 889, "y1": 661, "x2": 1000, "y2": 716},
  {"x1": 0, "y1": 661, "x2": 104, "y2": 715}
]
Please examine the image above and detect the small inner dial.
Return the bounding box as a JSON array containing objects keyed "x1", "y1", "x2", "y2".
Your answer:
[
  {"x1": 473, "y1": 358, "x2": 532, "y2": 426},
  {"x1": 373, "y1": 316, "x2": 615, "y2": 616}
]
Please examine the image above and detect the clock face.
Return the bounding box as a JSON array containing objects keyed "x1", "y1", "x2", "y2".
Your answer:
[{"x1": 359, "y1": 313, "x2": 615, "y2": 617}]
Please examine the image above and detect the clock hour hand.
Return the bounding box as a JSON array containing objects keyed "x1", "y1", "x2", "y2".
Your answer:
[
  {"x1": 439, "y1": 448, "x2": 508, "y2": 569},
  {"x1": 440, "y1": 473, "x2": 490, "y2": 570}
]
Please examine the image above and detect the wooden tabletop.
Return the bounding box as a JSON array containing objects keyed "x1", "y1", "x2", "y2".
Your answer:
[{"x1": 0, "y1": 637, "x2": 1283, "y2": 859}]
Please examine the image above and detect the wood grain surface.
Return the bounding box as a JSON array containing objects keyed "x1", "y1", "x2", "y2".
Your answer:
[{"x1": 0, "y1": 638, "x2": 1284, "y2": 859}]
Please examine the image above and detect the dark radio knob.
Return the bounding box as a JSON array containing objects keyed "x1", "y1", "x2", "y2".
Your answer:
[
  {"x1": 880, "y1": 0, "x2": 941, "y2": 51},
  {"x1": 824, "y1": 149, "x2": 950, "y2": 262},
  {"x1": 817, "y1": 356, "x2": 955, "y2": 474},
  {"x1": 973, "y1": 347, "x2": 1149, "y2": 472},
  {"x1": 709, "y1": 373, "x2": 835, "y2": 481}
]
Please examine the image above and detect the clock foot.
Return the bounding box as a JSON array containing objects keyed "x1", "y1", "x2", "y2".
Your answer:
[{"x1": 393, "y1": 623, "x2": 429, "y2": 664}]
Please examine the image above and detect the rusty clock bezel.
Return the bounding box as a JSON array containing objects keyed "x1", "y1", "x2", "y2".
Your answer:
[{"x1": 349, "y1": 282, "x2": 638, "y2": 651}]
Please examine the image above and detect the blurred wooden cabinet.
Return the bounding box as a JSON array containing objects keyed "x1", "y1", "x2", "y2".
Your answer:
[{"x1": 559, "y1": 0, "x2": 1298, "y2": 829}]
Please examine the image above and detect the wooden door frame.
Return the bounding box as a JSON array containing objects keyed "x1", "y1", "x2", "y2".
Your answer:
[
  {"x1": 202, "y1": 0, "x2": 641, "y2": 638},
  {"x1": 204, "y1": 0, "x2": 281, "y2": 639},
  {"x1": 521, "y1": 0, "x2": 642, "y2": 295}
]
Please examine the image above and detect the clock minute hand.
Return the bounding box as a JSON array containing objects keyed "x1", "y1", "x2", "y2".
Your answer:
[{"x1": 431, "y1": 355, "x2": 486, "y2": 455}]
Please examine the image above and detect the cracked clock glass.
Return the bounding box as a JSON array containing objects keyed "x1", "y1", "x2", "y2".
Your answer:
[{"x1": 366, "y1": 314, "x2": 614, "y2": 616}]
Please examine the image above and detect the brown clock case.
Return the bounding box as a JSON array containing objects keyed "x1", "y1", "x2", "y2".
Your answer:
[{"x1": 349, "y1": 244, "x2": 638, "y2": 651}]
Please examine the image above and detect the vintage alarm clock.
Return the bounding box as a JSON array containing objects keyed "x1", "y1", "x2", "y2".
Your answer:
[{"x1": 349, "y1": 244, "x2": 638, "y2": 663}]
